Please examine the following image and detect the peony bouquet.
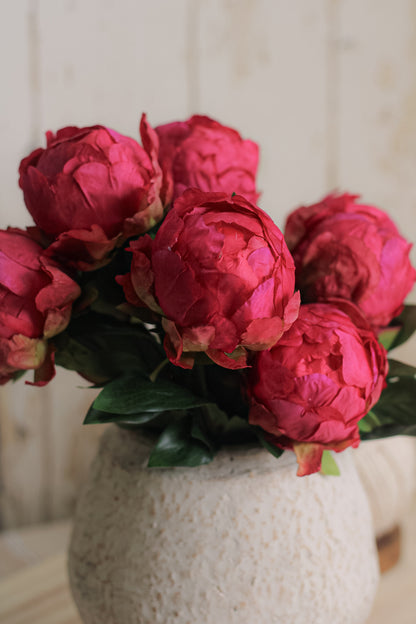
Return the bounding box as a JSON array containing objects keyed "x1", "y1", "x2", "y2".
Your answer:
[{"x1": 2, "y1": 115, "x2": 416, "y2": 476}]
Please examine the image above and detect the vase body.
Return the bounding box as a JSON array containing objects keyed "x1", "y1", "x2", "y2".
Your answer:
[
  {"x1": 68, "y1": 426, "x2": 379, "y2": 624},
  {"x1": 354, "y1": 436, "x2": 416, "y2": 538}
]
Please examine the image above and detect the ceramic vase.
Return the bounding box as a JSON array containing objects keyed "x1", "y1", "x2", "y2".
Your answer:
[{"x1": 68, "y1": 426, "x2": 380, "y2": 624}]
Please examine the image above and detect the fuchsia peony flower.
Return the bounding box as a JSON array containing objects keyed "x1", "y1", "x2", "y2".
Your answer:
[
  {"x1": 285, "y1": 193, "x2": 416, "y2": 329},
  {"x1": 2, "y1": 109, "x2": 415, "y2": 477},
  {"x1": 19, "y1": 115, "x2": 164, "y2": 270},
  {"x1": 248, "y1": 302, "x2": 388, "y2": 476},
  {"x1": 155, "y1": 115, "x2": 259, "y2": 204},
  {"x1": 0, "y1": 229, "x2": 81, "y2": 384},
  {"x1": 118, "y1": 189, "x2": 300, "y2": 369}
]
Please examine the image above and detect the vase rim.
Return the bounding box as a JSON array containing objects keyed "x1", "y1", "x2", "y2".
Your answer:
[{"x1": 102, "y1": 425, "x2": 301, "y2": 479}]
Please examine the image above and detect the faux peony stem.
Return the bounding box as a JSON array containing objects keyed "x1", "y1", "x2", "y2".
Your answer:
[{"x1": 149, "y1": 358, "x2": 169, "y2": 383}]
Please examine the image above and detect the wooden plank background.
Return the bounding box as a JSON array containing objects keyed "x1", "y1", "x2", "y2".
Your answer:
[{"x1": 0, "y1": 0, "x2": 415, "y2": 528}]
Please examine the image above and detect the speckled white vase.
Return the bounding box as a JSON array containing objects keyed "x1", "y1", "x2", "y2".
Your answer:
[{"x1": 68, "y1": 426, "x2": 380, "y2": 624}]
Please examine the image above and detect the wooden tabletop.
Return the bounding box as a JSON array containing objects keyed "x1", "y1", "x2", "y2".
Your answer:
[
  {"x1": 0, "y1": 501, "x2": 415, "y2": 624},
  {"x1": 0, "y1": 520, "x2": 81, "y2": 624}
]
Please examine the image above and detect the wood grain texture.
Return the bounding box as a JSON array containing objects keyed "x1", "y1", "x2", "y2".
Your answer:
[
  {"x1": 0, "y1": 520, "x2": 71, "y2": 578},
  {"x1": 367, "y1": 495, "x2": 416, "y2": 623},
  {"x1": 0, "y1": 370, "x2": 103, "y2": 529},
  {"x1": 197, "y1": 0, "x2": 329, "y2": 224},
  {"x1": 37, "y1": 0, "x2": 191, "y2": 134},
  {"x1": 0, "y1": 1, "x2": 35, "y2": 228},
  {"x1": 0, "y1": 0, "x2": 191, "y2": 529},
  {"x1": 0, "y1": 552, "x2": 81, "y2": 624},
  {"x1": 336, "y1": 0, "x2": 416, "y2": 256},
  {"x1": 336, "y1": 0, "x2": 416, "y2": 367}
]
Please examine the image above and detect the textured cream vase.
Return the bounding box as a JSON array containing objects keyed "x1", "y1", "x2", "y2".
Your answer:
[
  {"x1": 68, "y1": 426, "x2": 380, "y2": 624},
  {"x1": 354, "y1": 436, "x2": 416, "y2": 537}
]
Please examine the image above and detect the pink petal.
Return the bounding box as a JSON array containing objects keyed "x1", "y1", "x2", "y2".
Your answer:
[{"x1": 293, "y1": 443, "x2": 324, "y2": 476}]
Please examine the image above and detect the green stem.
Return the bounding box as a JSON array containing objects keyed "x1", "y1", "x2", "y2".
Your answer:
[
  {"x1": 149, "y1": 359, "x2": 169, "y2": 383},
  {"x1": 194, "y1": 366, "x2": 221, "y2": 438},
  {"x1": 195, "y1": 364, "x2": 209, "y2": 398}
]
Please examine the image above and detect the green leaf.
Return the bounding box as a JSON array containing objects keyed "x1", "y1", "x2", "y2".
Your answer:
[
  {"x1": 378, "y1": 327, "x2": 401, "y2": 350},
  {"x1": 148, "y1": 417, "x2": 215, "y2": 467},
  {"x1": 54, "y1": 333, "x2": 101, "y2": 376},
  {"x1": 93, "y1": 374, "x2": 212, "y2": 415},
  {"x1": 358, "y1": 410, "x2": 382, "y2": 433},
  {"x1": 360, "y1": 423, "x2": 416, "y2": 440},
  {"x1": 320, "y1": 451, "x2": 340, "y2": 476},
  {"x1": 204, "y1": 365, "x2": 249, "y2": 421},
  {"x1": 359, "y1": 361, "x2": 416, "y2": 440},
  {"x1": 83, "y1": 405, "x2": 162, "y2": 426},
  {"x1": 191, "y1": 417, "x2": 217, "y2": 454},
  {"x1": 387, "y1": 359, "x2": 416, "y2": 379},
  {"x1": 146, "y1": 219, "x2": 164, "y2": 240},
  {"x1": 54, "y1": 313, "x2": 165, "y2": 383},
  {"x1": 12, "y1": 370, "x2": 26, "y2": 383},
  {"x1": 388, "y1": 305, "x2": 416, "y2": 351},
  {"x1": 371, "y1": 379, "x2": 416, "y2": 427},
  {"x1": 221, "y1": 415, "x2": 257, "y2": 444},
  {"x1": 256, "y1": 429, "x2": 284, "y2": 460}
]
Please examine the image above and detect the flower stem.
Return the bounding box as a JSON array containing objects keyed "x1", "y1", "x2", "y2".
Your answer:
[
  {"x1": 195, "y1": 366, "x2": 220, "y2": 438},
  {"x1": 149, "y1": 359, "x2": 169, "y2": 383}
]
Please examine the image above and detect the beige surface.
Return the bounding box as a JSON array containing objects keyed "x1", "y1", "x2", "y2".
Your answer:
[
  {"x1": 0, "y1": 497, "x2": 415, "y2": 624},
  {"x1": 367, "y1": 495, "x2": 416, "y2": 623},
  {"x1": 0, "y1": 520, "x2": 80, "y2": 623},
  {"x1": 0, "y1": 519, "x2": 71, "y2": 578},
  {"x1": 0, "y1": 369, "x2": 104, "y2": 529},
  {"x1": 0, "y1": 553, "x2": 81, "y2": 624}
]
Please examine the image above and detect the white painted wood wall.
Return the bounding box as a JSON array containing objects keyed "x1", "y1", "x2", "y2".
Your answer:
[{"x1": 1, "y1": 0, "x2": 415, "y2": 528}]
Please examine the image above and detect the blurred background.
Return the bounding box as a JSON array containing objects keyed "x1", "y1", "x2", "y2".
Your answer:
[{"x1": 0, "y1": 0, "x2": 416, "y2": 530}]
